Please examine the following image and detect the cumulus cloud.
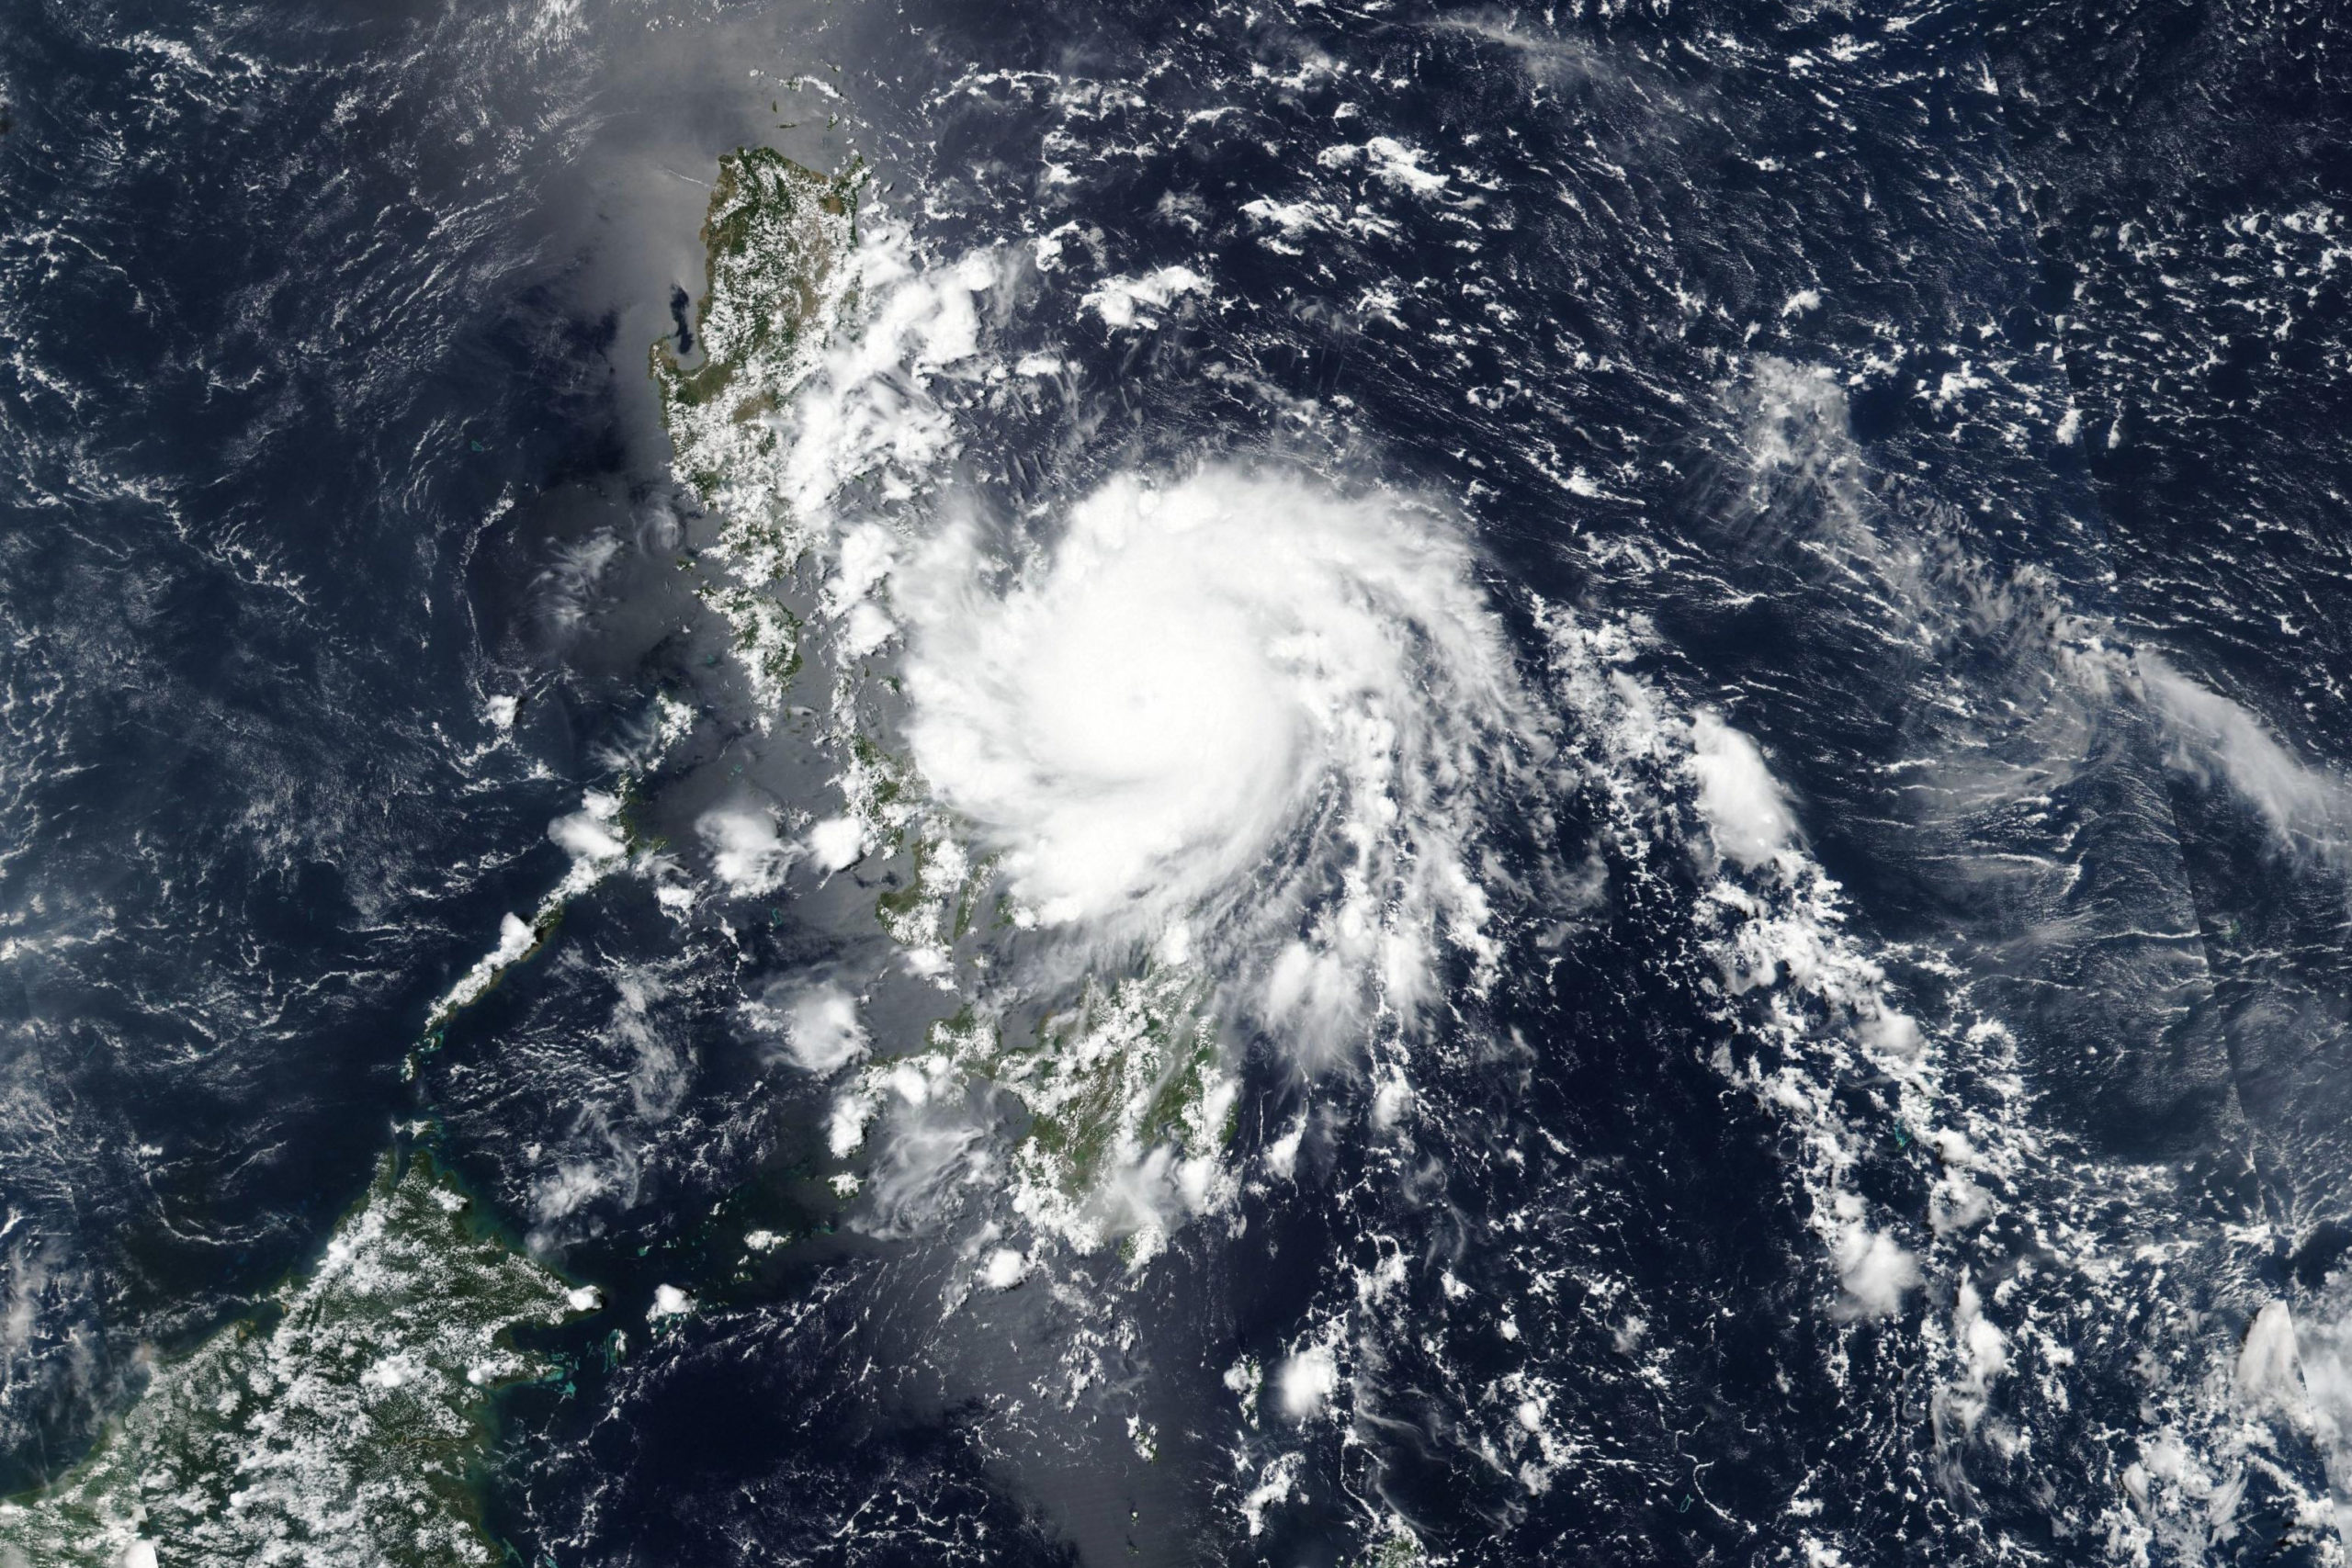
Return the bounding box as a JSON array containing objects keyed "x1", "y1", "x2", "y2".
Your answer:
[
  {"x1": 1688, "y1": 712, "x2": 1798, "y2": 869},
  {"x1": 548, "y1": 792, "x2": 628, "y2": 870},
  {"x1": 775, "y1": 235, "x2": 998, "y2": 533},
  {"x1": 807, "y1": 816, "x2": 864, "y2": 872},
  {"x1": 1277, "y1": 1342, "x2": 1340, "y2": 1419},
  {"x1": 780, "y1": 983, "x2": 869, "y2": 1076},
  {"x1": 696, "y1": 805, "x2": 796, "y2": 897},
  {"x1": 1834, "y1": 1226, "x2": 1920, "y2": 1319},
  {"x1": 1081, "y1": 265, "x2": 1209, "y2": 328}
]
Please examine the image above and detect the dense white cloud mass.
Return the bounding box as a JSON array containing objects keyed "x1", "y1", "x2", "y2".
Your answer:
[
  {"x1": 1277, "y1": 1343, "x2": 1340, "y2": 1420},
  {"x1": 897, "y1": 468, "x2": 1528, "y2": 1037},
  {"x1": 696, "y1": 806, "x2": 795, "y2": 897},
  {"x1": 781, "y1": 983, "x2": 870, "y2": 1076},
  {"x1": 1688, "y1": 711, "x2": 1798, "y2": 870}
]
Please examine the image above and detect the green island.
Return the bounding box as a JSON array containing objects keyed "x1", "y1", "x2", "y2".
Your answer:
[
  {"x1": 652, "y1": 146, "x2": 865, "y2": 727},
  {"x1": 655, "y1": 146, "x2": 1239, "y2": 1244},
  {"x1": 0, "y1": 1150, "x2": 594, "y2": 1568}
]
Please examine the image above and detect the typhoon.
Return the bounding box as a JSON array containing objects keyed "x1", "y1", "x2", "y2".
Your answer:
[
  {"x1": 776, "y1": 467, "x2": 1551, "y2": 1251},
  {"x1": 854, "y1": 463, "x2": 1553, "y2": 1252},
  {"x1": 636, "y1": 151, "x2": 1562, "y2": 1260},
  {"x1": 18, "y1": 3, "x2": 2352, "y2": 1566},
  {"x1": 899, "y1": 468, "x2": 1526, "y2": 1044}
]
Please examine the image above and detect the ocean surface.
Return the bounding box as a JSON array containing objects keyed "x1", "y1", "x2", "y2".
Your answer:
[{"x1": 6, "y1": 1, "x2": 2352, "y2": 1563}]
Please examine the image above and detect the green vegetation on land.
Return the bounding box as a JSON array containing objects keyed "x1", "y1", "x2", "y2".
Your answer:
[{"x1": 0, "y1": 1151, "x2": 594, "y2": 1568}]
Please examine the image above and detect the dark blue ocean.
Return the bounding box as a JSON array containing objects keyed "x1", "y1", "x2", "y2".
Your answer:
[{"x1": 6, "y1": 1, "x2": 2352, "y2": 1563}]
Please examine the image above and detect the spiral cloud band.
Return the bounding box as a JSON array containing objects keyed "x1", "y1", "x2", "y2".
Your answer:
[{"x1": 899, "y1": 468, "x2": 1530, "y2": 1047}]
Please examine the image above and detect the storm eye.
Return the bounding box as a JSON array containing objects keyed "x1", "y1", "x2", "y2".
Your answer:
[{"x1": 898, "y1": 468, "x2": 1522, "y2": 992}]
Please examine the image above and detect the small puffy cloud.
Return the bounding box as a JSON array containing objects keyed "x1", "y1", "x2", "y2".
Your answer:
[
  {"x1": 698, "y1": 806, "x2": 796, "y2": 897},
  {"x1": 808, "y1": 816, "x2": 865, "y2": 871},
  {"x1": 782, "y1": 984, "x2": 869, "y2": 1076},
  {"x1": 549, "y1": 792, "x2": 628, "y2": 867},
  {"x1": 1277, "y1": 1343, "x2": 1340, "y2": 1419},
  {"x1": 1081, "y1": 265, "x2": 1209, "y2": 329},
  {"x1": 1688, "y1": 712, "x2": 1797, "y2": 868},
  {"x1": 1835, "y1": 1227, "x2": 1919, "y2": 1318}
]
